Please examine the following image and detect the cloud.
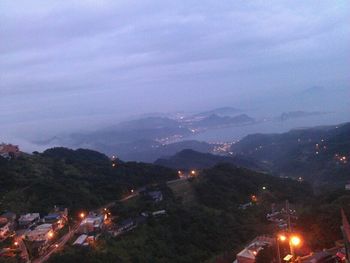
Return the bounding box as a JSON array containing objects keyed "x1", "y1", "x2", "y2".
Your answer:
[{"x1": 0, "y1": 0, "x2": 349, "y2": 142}]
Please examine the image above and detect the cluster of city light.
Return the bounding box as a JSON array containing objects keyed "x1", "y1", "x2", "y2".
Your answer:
[
  {"x1": 277, "y1": 233, "x2": 302, "y2": 262},
  {"x1": 335, "y1": 154, "x2": 348, "y2": 164},
  {"x1": 278, "y1": 234, "x2": 301, "y2": 246}
]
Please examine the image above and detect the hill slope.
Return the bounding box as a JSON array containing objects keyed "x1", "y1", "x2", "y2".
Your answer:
[
  {"x1": 0, "y1": 147, "x2": 176, "y2": 214},
  {"x1": 154, "y1": 149, "x2": 260, "y2": 170},
  {"x1": 231, "y1": 122, "x2": 350, "y2": 186}
]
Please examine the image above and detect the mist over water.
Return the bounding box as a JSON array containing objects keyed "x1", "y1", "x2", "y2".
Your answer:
[{"x1": 188, "y1": 112, "x2": 350, "y2": 142}]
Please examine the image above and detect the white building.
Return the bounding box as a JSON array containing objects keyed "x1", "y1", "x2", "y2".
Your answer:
[
  {"x1": 235, "y1": 236, "x2": 275, "y2": 263},
  {"x1": 19, "y1": 213, "x2": 40, "y2": 227},
  {"x1": 78, "y1": 214, "x2": 104, "y2": 234},
  {"x1": 26, "y1": 224, "x2": 54, "y2": 243}
]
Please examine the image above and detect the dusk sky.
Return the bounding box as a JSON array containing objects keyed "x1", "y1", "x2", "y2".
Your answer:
[{"x1": 1, "y1": 0, "x2": 349, "y2": 144}]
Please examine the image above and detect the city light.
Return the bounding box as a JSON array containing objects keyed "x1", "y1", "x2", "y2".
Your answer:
[
  {"x1": 80, "y1": 212, "x2": 85, "y2": 219},
  {"x1": 278, "y1": 234, "x2": 287, "y2": 242},
  {"x1": 14, "y1": 241, "x2": 18, "y2": 246},
  {"x1": 191, "y1": 170, "x2": 196, "y2": 175},
  {"x1": 290, "y1": 236, "x2": 301, "y2": 247},
  {"x1": 262, "y1": 186, "x2": 266, "y2": 190},
  {"x1": 251, "y1": 195, "x2": 258, "y2": 202},
  {"x1": 48, "y1": 232, "x2": 54, "y2": 238}
]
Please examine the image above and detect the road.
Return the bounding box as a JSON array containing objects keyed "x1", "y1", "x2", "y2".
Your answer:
[
  {"x1": 18, "y1": 238, "x2": 29, "y2": 262},
  {"x1": 31, "y1": 192, "x2": 139, "y2": 263},
  {"x1": 32, "y1": 225, "x2": 78, "y2": 263}
]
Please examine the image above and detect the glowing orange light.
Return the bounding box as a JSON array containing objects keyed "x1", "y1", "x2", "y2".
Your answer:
[
  {"x1": 290, "y1": 236, "x2": 301, "y2": 247},
  {"x1": 278, "y1": 234, "x2": 287, "y2": 241},
  {"x1": 251, "y1": 195, "x2": 258, "y2": 202},
  {"x1": 48, "y1": 232, "x2": 54, "y2": 238},
  {"x1": 80, "y1": 212, "x2": 85, "y2": 219},
  {"x1": 14, "y1": 241, "x2": 18, "y2": 246}
]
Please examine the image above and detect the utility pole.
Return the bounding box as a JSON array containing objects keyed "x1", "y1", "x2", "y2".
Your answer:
[{"x1": 286, "y1": 200, "x2": 292, "y2": 233}]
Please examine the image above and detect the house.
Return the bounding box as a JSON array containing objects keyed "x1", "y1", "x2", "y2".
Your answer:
[
  {"x1": 18, "y1": 213, "x2": 40, "y2": 228},
  {"x1": 0, "y1": 143, "x2": 20, "y2": 158},
  {"x1": 117, "y1": 218, "x2": 134, "y2": 232},
  {"x1": 235, "y1": 236, "x2": 275, "y2": 263},
  {"x1": 239, "y1": 202, "x2": 252, "y2": 210},
  {"x1": 78, "y1": 214, "x2": 104, "y2": 234},
  {"x1": 0, "y1": 223, "x2": 10, "y2": 239},
  {"x1": 43, "y1": 213, "x2": 65, "y2": 230},
  {"x1": 0, "y1": 212, "x2": 16, "y2": 239},
  {"x1": 147, "y1": 191, "x2": 163, "y2": 202},
  {"x1": 26, "y1": 224, "x2": 53, "y2": 243},
  {"x1": 52, "y1": 206, "x2": 68, "y2": 218},
  {"x1": 152, "y1": 210, "x2": 166, "y2": 217},
  {"x1": 73, "y1": 234, "x2": 88, "y2": 246}
]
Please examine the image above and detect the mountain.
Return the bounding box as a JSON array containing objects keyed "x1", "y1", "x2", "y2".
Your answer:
[
  {"x1": 194, "y1": 107, "x2": 241, "y2": 118},
  {"x1": 0, "y1": 147, "x2": 176, "y2": 214},
  {"x1": 85, "y1": 117, "x2": 191, "y2": 143},
  {"x1": 231, "y1": 122, "x2": 350, "y2": 186},
  {"x1": 154, "y1": 149, "x2": 260, "y2": 170},
  {"x1": 278, "y1": 111, "x2": 328, "y2": 121},
  {"x1": 103, "y1": 140, "x2": 215, "y2": 163},
  {"x1": 194, "y1": 114, "x2": 255, "y2": 128}
]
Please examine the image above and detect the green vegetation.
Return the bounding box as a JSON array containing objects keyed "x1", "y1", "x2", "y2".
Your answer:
[
  {"x1": 299, "y1": 189, "x2": 350, "y2": 249},
  {"x1": 48, "y1": 163, "x2": 314, "y2": 263},
  {"x1": 231, "y1": 123, "x2": 350, "y2": 188},
  {"x1": 1, "y1": 146, "x2": 349, "y2": 262},
  {"x1": 167, "y1": 179, "x2": 197, "y2": 206},
  {"x1": 0, "y1": 147, "x2": 176, "y2": 214}
]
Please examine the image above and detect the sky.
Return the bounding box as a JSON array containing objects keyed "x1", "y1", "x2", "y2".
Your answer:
[{"x1": 1, "y1": 0, "x2": 349, "y2": 144}]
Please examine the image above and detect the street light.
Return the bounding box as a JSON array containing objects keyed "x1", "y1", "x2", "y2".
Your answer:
[
  {"x1": 276, "y1": 234, "x2": 287, "y2": 263},
  {"x1": 289, "y1": 235, "x2": 302, "y2": 262},
  {"x1": 278, "y1": 234, "x2": 287, "y2": 242},
  {"x1": 290, "y1": 236, "x2": 301, "y2": 247},
  {"x1": 276, "y1": 234, "x2": 301, "y2": 263}
]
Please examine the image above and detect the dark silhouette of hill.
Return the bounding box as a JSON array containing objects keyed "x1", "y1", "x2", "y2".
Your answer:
[
  {"x1": 154, "y1": 149, "x2": 260, "y2": 170},
  {"x1": 231, "y1": 122, "x2": 350, "y2": 186}
]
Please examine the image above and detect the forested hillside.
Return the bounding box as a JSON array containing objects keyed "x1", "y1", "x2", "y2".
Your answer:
[
  {"x1": 231, "y1": 122, "x2": 350, "y2": 187},
  {"x1": 0, "y1": 147, "x2": 176, "y2": 214}
]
